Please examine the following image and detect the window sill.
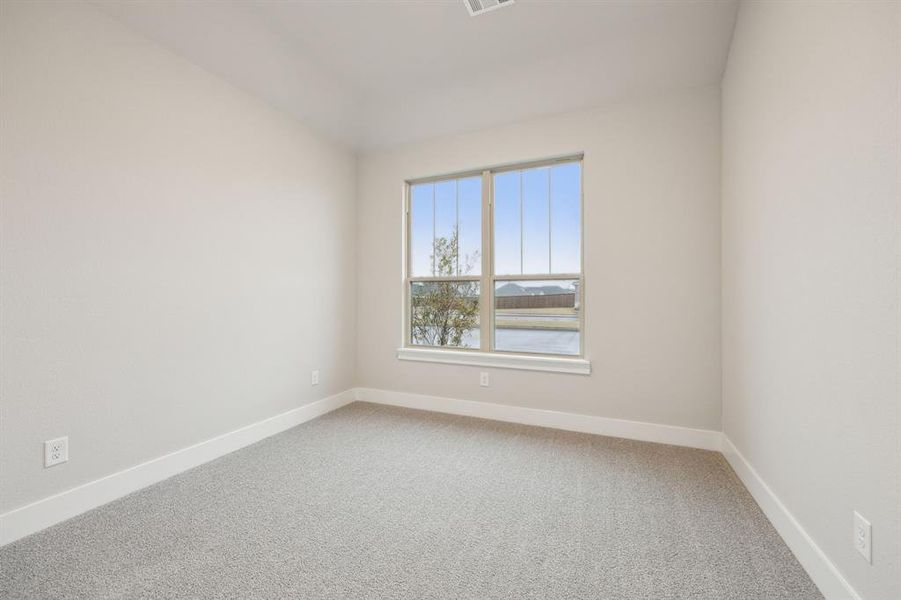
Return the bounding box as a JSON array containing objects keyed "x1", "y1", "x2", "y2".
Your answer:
[{"x1": 396, "y1": 347, "x2": 591, "y2": 375}]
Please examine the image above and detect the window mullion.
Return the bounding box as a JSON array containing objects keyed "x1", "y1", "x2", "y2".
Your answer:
[
  {"x1": 548, "y1": 166, "x2": 552, "y2": 273},
  {"x1": 494, "y1": 273, "x2": 580, "y2": 282},
  {"x1": 404, "y1": 184, "x2": 411, "y2": 347},
  {"x1": 479, "y1": 170, "x2": 491, "y2": 352},
  {"x1": 431, "y1": 183, "x2": 436, "y2": 276},
  {"x1": 455, "y1": 179, "x2": 460, "y2": 276},
  {"x1": 519, "y1": 170, "x2": 524, "y2": 275}
]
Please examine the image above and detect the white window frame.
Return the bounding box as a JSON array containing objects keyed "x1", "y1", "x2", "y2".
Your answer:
[{"x1": 398, "y1": 154, "x2": 590, "y2": 375}]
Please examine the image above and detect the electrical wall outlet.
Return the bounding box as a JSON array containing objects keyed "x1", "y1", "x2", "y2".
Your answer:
[
  {"x1": 311, "y1": 369, "x2": 320, "y2": 386},
  {"x1": 44, "y1": 437, "x2": 68, "y2": 468},
  {"x1": 480, "y1": 372, "x2": 490, "y2": 387},
  {"x1": 853, "y1": 511, "x2": 872, "y2": 563}
]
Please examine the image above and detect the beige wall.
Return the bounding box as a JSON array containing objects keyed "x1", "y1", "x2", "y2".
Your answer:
[
  {"x1": 721, "y1": 2, "x2": 901, "y2": 598},
  {"x1": 0, "y1": 1, "x2": 357, "y2": 512},
  {"x1": 10, "y1": 6, "x2": 897, "y2": 597},
  {"x1": 356, "y1": 86, "x2": 722, "y2": 430}
]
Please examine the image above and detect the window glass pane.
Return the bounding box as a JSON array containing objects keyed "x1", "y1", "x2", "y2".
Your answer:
[
  {"x1": 410, "y1": 160, "x2": 581, "y2": 356},
  {"x1": 551, "y1": 162, "x2": 581, "y2": 274},
  {"x1": 434, "y1": 181, "x2": 457, "y2": 276},
  {"x1": 494, "y1": 279, "x2": 580, "y2": 355},
  {"x1": 457, "y1": 177, "x2": 482, "y2": 276},
  {"x1": 410, "y1": 177, "x2": 483, "y2": 277},
  {"x1": 493, "y1": 171, "x2": 521, "y2": 275},
  {"x1": 411, "y1": 281, "x2": 480, "y2": 349},
  {"x1": 410, "y1": 183, "x2": 434, "y2": 277},
  {"x1": 522, "y1": 167, "x2": 550, "y2": 274}
]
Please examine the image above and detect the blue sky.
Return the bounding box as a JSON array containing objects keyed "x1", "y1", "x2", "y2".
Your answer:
[{"x1": 410, "y1": 162, "x2": 580, "y2": 277}]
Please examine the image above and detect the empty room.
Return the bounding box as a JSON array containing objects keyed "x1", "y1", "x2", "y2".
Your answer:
[{"x1": 1, "y1": 1, "x2": 898, "y2": 599}]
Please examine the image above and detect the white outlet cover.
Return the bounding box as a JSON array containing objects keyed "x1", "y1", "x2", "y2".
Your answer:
[
  {"x1": 480, "y1": 372, "x2": 490, "y2": 387},
  {"x1": 853, "y1": 511, "x2": 872, "y2": 564},
  {"x1": 44, "y1": 437, "x2": 68, "y2": 468},
  {"x1": 311, "y1": 369, "x2": 320, "y2": 386}
]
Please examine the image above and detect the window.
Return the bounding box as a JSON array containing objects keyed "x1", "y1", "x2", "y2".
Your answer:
[{"x1": 402, "y1": 155, "x2": 586, "y2": 371}]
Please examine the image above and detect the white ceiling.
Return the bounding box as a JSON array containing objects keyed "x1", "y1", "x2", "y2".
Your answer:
[{"x1": 94, "y1": 0, "x2": 738, "y2": 151}]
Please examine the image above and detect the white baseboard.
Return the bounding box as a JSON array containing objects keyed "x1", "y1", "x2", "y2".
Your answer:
[
  {"x1": 356, "y1": 387, "x2": 723, "y2": 451},
  {"x1": 360, "y1": 388, "x2": 860, "y2": 598},
  {"x1": 0, "y1": 390, "x2": 355, "y2": 547},
  {"x1": 0, "y1": 387, "x2": 859, "y2": 600},
  {"x1": 721, "y1": 436, "x2": 861, "y2": 600}
]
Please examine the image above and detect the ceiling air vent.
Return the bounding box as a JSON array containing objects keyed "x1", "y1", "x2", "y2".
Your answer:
[{"x1": 464, "y1": 0, "x2": 515, "y2": 17}]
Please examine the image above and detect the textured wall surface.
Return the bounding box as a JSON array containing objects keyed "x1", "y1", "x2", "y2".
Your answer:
[
  {"x1": 721, "y1": 2, "x2": 901, "y2": 598},
  {"x1": 0, "y1": 0, "x2": 357, "y2": 512}
]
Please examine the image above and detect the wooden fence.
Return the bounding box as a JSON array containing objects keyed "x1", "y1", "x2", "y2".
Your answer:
[{"x1": 495, "y1": 293, "x2": 575, "y2": 310}]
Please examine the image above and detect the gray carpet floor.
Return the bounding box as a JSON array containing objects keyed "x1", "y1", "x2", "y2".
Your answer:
[{"x1": 1, "y1": 402, "x2": 822, "y2": 599}]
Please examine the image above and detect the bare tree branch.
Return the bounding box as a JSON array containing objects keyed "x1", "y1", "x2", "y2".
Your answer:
[{"x1": 411, "y1": 227, "x2": 480, "y2": 348}]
